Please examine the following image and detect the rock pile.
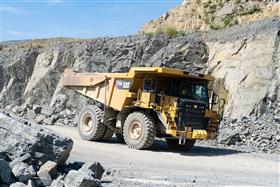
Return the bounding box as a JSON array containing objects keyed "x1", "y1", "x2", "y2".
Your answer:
[
  {"x1": 0, "y1": 112, "x2": 73, "y2": 165},
  {"x1": 217, "y1": 100, "x2": 280, "y2": 154},
  {"x1": 5, "y1": 94, "x2": 77, "y2": 127},
  {"x1": 0, "y1": 112, "x2": 105, "y2": 187},
  {"x1": 1, "y1": 159, "x2": 104, "y2": 187}
]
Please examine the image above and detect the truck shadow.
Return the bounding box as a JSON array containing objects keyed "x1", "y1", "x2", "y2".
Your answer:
[
  {"x1": 100, "y1": 137, "x2": 242, "y2": 156},
  {"x1": 150, "y1": 139, "x2": 242, "y2": 156}
]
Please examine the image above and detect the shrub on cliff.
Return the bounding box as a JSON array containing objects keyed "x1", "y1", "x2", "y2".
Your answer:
[{"x1": 145, "y1": 26, "x2": 186, "y2": 37}]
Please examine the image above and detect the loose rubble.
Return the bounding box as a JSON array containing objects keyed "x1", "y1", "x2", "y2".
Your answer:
[
  {"x1": 217, "y1": 116, "x2": 280, "y2": 154},
  {"x1": 197, "y1": 100, "x2": 280, "y2": 154},
  {"x1": 6, "y1": 94, "x2": 77, "y2": 127},
  {"x1": 0, "y1": 112, "x2": 73, "y2": 165},
  {"x1": 215, "y1": 99, "x2": 280, "y2": 154},
  {"x1": 0, "y1": 112, "x2": 106, "y2": 187}
]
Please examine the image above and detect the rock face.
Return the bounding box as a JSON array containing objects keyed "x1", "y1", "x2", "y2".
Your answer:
[
  {"x1": 204, "y1": 18, "x2": 280, "y2": 119},
  {"x1": 202, "y1": 18, "x2": 280, "y2": 154},
  {"x1": 140, "y1": 0, "x2": 279, "y2": 33},
  {"x1": 0, "y1": 113, "x2": 73, "y2": 167}
]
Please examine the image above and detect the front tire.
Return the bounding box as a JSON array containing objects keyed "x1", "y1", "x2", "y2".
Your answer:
[
  {"x1": 78, "y1": 105, "x2": 106, "y2": 141},
  {"x1": 123, "y1": 111, "x2": 156, "y2": 150},
  {"x1": 165, "y1": 138, "x2": 196, "y2": 151}
]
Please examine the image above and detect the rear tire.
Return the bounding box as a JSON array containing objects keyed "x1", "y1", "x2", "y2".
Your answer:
[
  {"x1": 78, "y1": 105, "x2": 106, "y2": 141},
  {"x1": 123, "y1": 111, "x2": 155, "y2": 150},
  {"x1": 165, "y1": 138, "x2": 195, "y2": 151}
]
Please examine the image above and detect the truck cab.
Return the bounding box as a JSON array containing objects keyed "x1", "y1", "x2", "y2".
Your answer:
[{"x1": 130, "y1": 71, "x2": 220, "y2": 149}]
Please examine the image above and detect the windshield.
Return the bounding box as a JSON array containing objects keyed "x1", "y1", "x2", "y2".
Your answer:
[{"x1": 167, "y1": 79, "x2": 209, "y2": 103}]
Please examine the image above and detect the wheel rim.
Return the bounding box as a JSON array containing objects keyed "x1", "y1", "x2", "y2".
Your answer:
[
  {"x1": 82, "y1": 114, "x2": 94, "y2": 132},
  {"x1": 129, "y1": 121, "x2": 142, "y2": 140}
]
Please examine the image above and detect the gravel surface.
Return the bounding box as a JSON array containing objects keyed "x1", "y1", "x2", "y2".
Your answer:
[{"x1": 49, "y1": 126, "x2": 280, "y2": 187}]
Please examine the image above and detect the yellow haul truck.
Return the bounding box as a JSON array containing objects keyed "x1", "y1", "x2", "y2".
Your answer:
[{"x1": 61, "y1": 67, "x2": 222, "y2": 150}]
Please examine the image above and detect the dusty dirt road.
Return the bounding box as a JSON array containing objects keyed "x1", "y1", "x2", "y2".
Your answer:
[{"x1": 50, "y1": 126, "x2": 279, "y2": 187}]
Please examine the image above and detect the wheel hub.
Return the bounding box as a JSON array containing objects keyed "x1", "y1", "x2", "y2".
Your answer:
[
  {"x1": 129, "y1": 121, "x2": 142, "y2": 140},
  {"x1": 83, "y1": 115, "x2": 93, "y2": 132}
]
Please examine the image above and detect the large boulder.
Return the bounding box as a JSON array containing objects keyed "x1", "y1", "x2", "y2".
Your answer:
[
  {"x1": 64, "y1": 170, "x2": 101, "y2": 187},
  {"x1": 11, "y1": 162, "x2": 36, "y2": 183},
  {"x1": 218, "y1": 128, "x2": 242, "y2": 146},
  {"x1": 38, "y1": 160, "x2": 57, "y2": 178},
  {"x1": 9, "y1": 182, "x2": 27, "y2": 187},
  {"x1": 37, "y1": 170, "x2": 52, "y2": 186},
  {"x1": 80, "y1": 162, "x2": 105, "y2": 180},
  {"x1": 0, "y1": 158, "x2": 12, "y2": 184},
  {"x1": 0, "y1": 112, "x2": 73, "y2": 167},
  {"x1": 37, "y1": 161, "x2": 58, "y2": 186}
]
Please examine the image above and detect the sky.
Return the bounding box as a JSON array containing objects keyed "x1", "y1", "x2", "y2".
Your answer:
[{"x1": 0, "y1": 0, "x2": 181, "y2": 41}]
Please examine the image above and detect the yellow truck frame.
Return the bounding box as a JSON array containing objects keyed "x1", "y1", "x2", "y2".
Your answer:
[{"x1": 61, "y1": 67, "x2": 221, "y2": 150}]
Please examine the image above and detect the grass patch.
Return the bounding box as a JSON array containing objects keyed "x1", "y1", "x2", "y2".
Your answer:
[
  {"x1": 155, "y1": 26, "x2": 178, "y2": 37},
  {"x1": 239, "y1": 4, "x2": 261, "y2": 16},
  {"x1": 223, "y1": 15, "x2": 232, "y2": 27},
  {"x1": 144, "y1": 26, "x2": 187, "y2": 37}
]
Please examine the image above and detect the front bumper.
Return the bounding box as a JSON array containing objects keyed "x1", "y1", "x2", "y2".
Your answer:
[{"x1": 187, "y1": 130, "x2": 208, "y2": 139}]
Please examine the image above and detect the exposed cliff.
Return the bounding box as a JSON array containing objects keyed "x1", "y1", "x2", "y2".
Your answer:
[
  {"x1": 0, "y1": 35, "x2": 208, "y2": 112},
  {"x1": 204, "y1": 18, "x2": 280, "y2": 119},
  {"x1": 202, "y1": 18, "x2": 280, "y2": 153}
]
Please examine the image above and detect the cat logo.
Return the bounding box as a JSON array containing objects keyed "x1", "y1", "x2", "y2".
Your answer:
[{"x1": 116, "y1": 80, "x2": 133, "y2": 90}]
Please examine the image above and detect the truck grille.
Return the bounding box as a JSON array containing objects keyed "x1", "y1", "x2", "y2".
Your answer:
[
  {"x1": 185, "y1": 110, "x2": 206, "y2": 129},
  {"x1": 177, "y1": 99, "x2": 208, "y2": 130}
]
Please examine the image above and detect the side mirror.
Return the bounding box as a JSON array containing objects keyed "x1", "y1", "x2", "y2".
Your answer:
[
  {"x1": 211, "y1": 92, "x2": 218, "y2": 105},
  {"x1": 210, "y1": 92, "x2": 226, "y2": 117}
]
